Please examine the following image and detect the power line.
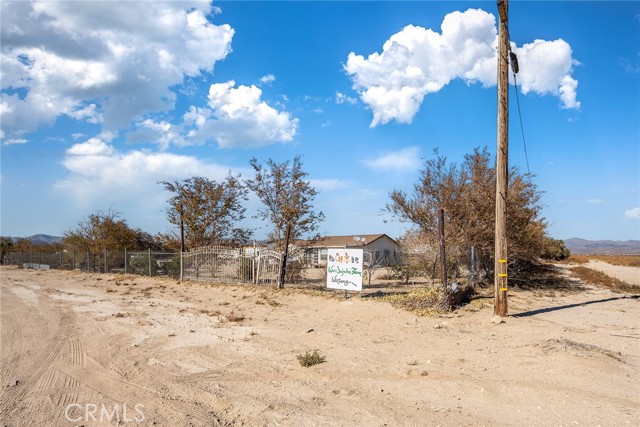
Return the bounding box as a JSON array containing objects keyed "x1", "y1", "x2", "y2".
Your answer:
[
  {"x1": 503, "y1": 18, "x2": 532, "y2": 178},
  {"x1": 511, "y1": 72, "x2": 531, "y2": 177}
]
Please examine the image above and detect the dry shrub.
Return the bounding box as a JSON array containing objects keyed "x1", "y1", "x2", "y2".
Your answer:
[
  {"x1": 564, "y1": 255, "x2": 589, "y2": 265},
  {"x1": 570, "y1": 266, "x2": 638, "y2": 293},
  {"x1": 588, "y1": 255, "x2": 640, "y2": 267},
  {"x1": 382, "y1": 287, "x2": 444, "y2": 316},
  {"x1": 296, "y1": 350, "x2": 325, "y2": 367},
  {"x1": 224, "y1": 311, "x2": 246, "y2": 322},
  {"x1": 566, "y1": 254, "x2": 640, "y2": 267},
  {"x1": 381, "y1": 283, "x2": 475, "y2": 316}
]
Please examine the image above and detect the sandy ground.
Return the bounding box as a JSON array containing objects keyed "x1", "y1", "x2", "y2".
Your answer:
[{"x1": 1, "y1": 265, "x2": 639, "y2": 427}]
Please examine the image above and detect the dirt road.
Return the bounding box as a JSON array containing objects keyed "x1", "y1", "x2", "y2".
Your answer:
[{"x1": 1, "y1": 266, "x2": 639, "y2": 426}]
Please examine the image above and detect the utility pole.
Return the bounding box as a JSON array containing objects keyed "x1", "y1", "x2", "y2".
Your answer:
[{"x1": 495, "y1": 0, "x2": 509, "y2": 317}]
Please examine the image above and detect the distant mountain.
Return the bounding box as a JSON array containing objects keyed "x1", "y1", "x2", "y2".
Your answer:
[
  {"x1": 11, "y1": 234, "x2": 63, "y2": 245},
  {"x1": 564, "y1": 238, "x2": 640, "y2": 255}
]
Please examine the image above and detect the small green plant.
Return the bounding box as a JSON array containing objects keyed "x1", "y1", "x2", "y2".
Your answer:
[{"x1": 296, "y1": 350, "x2": 325, "y2": 367}]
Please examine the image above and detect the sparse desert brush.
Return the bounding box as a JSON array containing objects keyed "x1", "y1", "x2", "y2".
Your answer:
[
  {"x1": 565, "y1": 254, "x2": 640, "y2": 267},
  {"x1": 224, "y1": 311, "x2": 245, "y2": 322},
  {"x1": 589, "y1": 254, "x2": 640, "y2": 268},
  {"x1": 564, "y1": 255, "x2": 590, "y2": 265},
  {"x1": 297, "y1": 350, "x2": 325, "y2": 367},
  {"x1": 257, "y1": 294, "x2": 282, "y2": 307},
  {"x1": 570, "y1": 266, "x2": 637, "y2": 293},
  {"x1": 200, "y1": 309, "x2": 221, "y2": 317}
]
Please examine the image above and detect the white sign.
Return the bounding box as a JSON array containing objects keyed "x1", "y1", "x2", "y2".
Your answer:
[{"x1": 326, "y1": 248, "x2": 363, "y2": 291}]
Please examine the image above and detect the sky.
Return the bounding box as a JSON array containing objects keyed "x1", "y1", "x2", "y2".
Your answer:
[{"x1": 1, "y1": 0, "x2": 639, "y2": 242}]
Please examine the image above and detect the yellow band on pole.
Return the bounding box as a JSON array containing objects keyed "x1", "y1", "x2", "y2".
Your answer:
[
  {"x1": 498, "y1": 273, "x2": 507, "y2": 277},
  {"x1": 498, "y1": 259, "x2": 507, "y2": 263},
  {"x1": 499, "y1": 287, "x2": 508, "y2": 292}
]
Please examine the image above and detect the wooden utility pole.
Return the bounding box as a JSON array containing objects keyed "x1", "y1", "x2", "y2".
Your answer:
[{"x1": 494, "y1": 0, "x2": 509, "y2": 317}]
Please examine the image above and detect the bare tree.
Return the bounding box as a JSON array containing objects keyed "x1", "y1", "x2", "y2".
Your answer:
[
  {"x1": 245, "y1": 156, "x2": 324, "y2": 287},
  {"x1": 161, "y1": 174, "x2": 251, "y2": 249}
]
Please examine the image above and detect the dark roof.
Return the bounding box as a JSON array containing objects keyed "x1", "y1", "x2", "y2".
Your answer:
[{"x1": 295, "y1": 234, "x2": 397, "y2": 248}]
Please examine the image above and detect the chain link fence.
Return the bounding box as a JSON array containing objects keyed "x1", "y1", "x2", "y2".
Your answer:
[
  {"x1": 4, "y1": 249, "x2": 179, "y2": 278},
  {"x1": 3, "y1": 246, "x2": 483, "y2": 289}
]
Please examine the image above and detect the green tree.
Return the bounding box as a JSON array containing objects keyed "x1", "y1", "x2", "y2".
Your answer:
[
  {"x1": 161, "y1": 174, "x2": 251, "y2": 249},
  {"x1": 541, "y1": 237, "x2": 571, "y2": 260},
  {"x1": 63, "y1": 209, "x2": 149, "y2": 252},
  {"x1": 0, "y1": 237, "x2": 13, "y2": 264}
]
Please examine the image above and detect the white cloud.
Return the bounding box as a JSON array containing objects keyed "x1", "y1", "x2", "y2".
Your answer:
[
  {"x1": 1, "y1": 1, "x2": 234, "y2": 138},
  {"x1": 55, "y1": 136, "x2": 236, "y2": 208},
  {"x1": 345, "y1": 8, "x2": 581, "y2": 127},
  {"x1": 3, "y1": 138, "x2": 28, "y2": 146},
  {"x1": 128, "y1": 118, "x2": 187, "y2": 151},
  {"x1": 67, "y1": 103, "x2": 103, "y2": 124},
  {"x1": 309, "y1": 178, "x2": 348, "y2": 191},
  {"x1": 260, "y1": 74, "x2": 276, "y2": 84},
  {"x1": 336, "y1": 92, "x2": 357, "y2": 105},
  {"x1": 183, "y1": 80, "x2": 299, "y2": 148},
  {"x1": 515, "y1": 39, "x2": 581, "y2": 109},
  {"x1": 363, "y1": 147, "x2": 421, "y2": 172},
  {"x1": 624, "y1": 207, "x2": 640, "y2": 220},
  {"x1": 587, "y1": 199, "x2": 605, "y2": 205}
]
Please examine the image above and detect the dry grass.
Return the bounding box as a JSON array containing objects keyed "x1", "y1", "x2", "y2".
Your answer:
[
  {"x1": 381, "y1": 287, "x2": 444, "y2": 317},
  {"x1": 224, "y1": 311, "x2": 246, "y2": 322},
  {"x1": 566, "y1": 254, "x2": 640, "y2": 267},
  {"x1": 569, "y1": 266, "x2": 638, "y2": 293}
]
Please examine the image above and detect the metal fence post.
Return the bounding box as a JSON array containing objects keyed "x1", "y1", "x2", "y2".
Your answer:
[
  {"x1": 124, "y1": 248, "x2": 128, "y2": 274},
  {"x1": 148, "y1": 248, "x2": 152, "y2": 276},
  {"x1": 470, "y1": 245, "x2": 476, "y2": 287},
  {"x1": 252, "y1": 245, "x2": 257, "y2": 285}
]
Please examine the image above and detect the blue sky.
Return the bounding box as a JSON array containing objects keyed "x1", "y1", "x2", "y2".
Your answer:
[{"x1": 1, "y1": 1, "x2": 639, "y2": 242}]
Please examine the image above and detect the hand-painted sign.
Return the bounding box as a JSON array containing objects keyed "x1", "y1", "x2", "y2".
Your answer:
[{"x1": 326, "y1": 248, "x2": 363, "y2": 291}]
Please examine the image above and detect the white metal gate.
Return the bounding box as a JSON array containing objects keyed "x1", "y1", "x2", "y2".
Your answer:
[
  {"x1": 181, "y1": 246, "x2": 281, "y2": 285},
  {"x1": 255, "y1": 249, "x2": 282, "y2": 286}
]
